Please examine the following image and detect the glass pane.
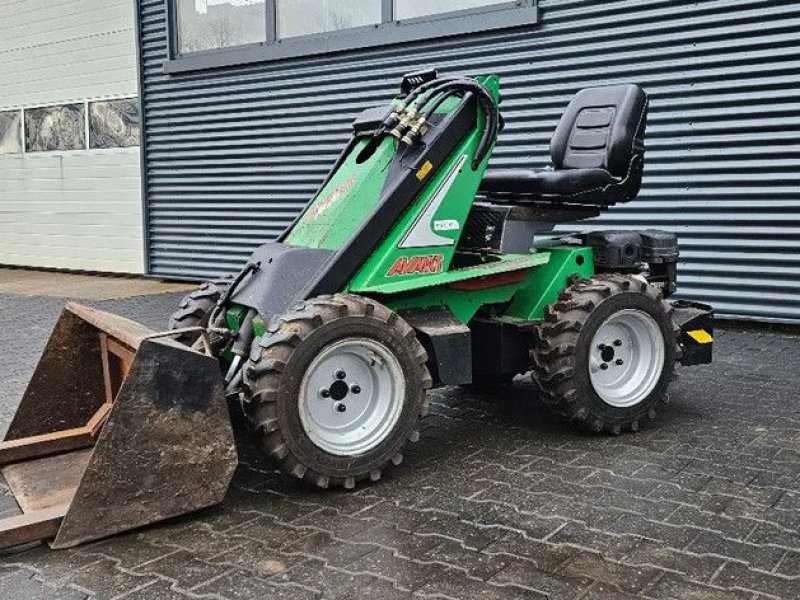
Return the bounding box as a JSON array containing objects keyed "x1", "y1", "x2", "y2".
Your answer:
[
  {"x1": 277, "y1": 0, "x2": 382, "y2": 39},
  {"x1": 0, "y1": 111, "x2": 22, "y2": 154},
  {"x1": 395, "y1": 0, "x2": 510, "y2": 20},
  {"x1": 24, "y1": 104, "x2": 86, "y2": 152},
  {"x1": 177, "y1": 0, "x2": 266, "y2": 54},
  {"x1": 89, "y1": 99, "x2": 140, "y2": 149}
]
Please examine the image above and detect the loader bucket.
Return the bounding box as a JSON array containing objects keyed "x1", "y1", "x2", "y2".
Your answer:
[{"x1": 0, "y1": 303, "x2": 238, "y2": 550}]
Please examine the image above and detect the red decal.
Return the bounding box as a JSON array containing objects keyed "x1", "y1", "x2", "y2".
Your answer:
[
  {"x1": 387, "y1": 254, "x2": 443, "y2": 277},
  {"x1": 308, "y1": 176, "x2": 355, "y2": 219}
]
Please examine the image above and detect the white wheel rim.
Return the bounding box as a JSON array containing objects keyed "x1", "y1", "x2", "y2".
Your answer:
[
  {"x1": 299, "y1": 338, "x2": 405, "y2": 456},
  {"x1": 588, "y1": 309, "x2": 665, "y2": 408}
]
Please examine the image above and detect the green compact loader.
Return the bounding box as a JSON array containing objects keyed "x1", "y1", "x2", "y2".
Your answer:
[{"x1": 0, "y1": 70, "x2": 712, "y2": 549}]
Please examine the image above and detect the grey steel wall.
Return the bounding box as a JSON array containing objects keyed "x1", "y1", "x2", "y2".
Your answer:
[{"x1": 137, "y1": 0, "x2": 800, "y2": 323}]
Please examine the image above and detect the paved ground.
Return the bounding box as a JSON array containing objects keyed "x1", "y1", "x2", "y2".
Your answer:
[
  {"x1": 0, "y1": 267, "x2": 192, "y2": 300},
  {"x1": 0, "y1": 279, "x2": 799, "y2": 599}
]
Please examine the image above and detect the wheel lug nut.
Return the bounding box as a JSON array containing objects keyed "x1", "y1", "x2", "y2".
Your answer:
[
  {"x1": 600, "y1": 363, "x2": 609, "y2": 371},
  {"x1": 616, "y1": 359, "x2": 624, "y2": 366},
  {"x1": 351, "y1": 384, "x2": 361, "y2": 394},
  {"x1": 335, "y1": 402, "x2": 347, "y2": 413},
  {"x1": 320, "y1": 388, "x2": 331, "y2": 398},
  {"x1": 613, "y1": 339, "x2": 622, "y2": 347},
  {"x1": 335, "y1": 370, "x2": 347, "y2": 380}
]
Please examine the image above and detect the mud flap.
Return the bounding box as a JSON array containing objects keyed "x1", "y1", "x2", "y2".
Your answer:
[
  {"x1": 671, "y1": 300, "x2": 714, "y2": 366},
  {"x1": 0, "y1": 303, "x2": 238, "y2": 550}
]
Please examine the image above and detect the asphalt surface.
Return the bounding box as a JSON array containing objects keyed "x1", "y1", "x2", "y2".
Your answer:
[{"x1": 0, "y1": 289, "x2": 799, "y2": 599}]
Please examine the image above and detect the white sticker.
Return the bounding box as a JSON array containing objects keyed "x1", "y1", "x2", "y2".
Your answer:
[{"x1": 433, "y1": 219, "x2": 460, "y2": 232}]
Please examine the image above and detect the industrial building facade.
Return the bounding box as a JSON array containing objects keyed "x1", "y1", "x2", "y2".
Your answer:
[
  {"x1": 0, "y1": 0, "x2": 143, "y2": 273},
  {"x1": 117, "y1": 1, "x2": 800, "y2": 322}
]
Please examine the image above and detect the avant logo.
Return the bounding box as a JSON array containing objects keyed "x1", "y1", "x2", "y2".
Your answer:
[
  {"x1": 308, "y1": 176, "x2": 355, "y2": 219},
  {"x1": 387, "y1": 254, "x2": 444, "y2": 277}
]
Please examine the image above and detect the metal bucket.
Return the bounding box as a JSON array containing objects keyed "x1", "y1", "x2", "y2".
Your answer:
[{"x1": 0, "y1": 303, "x2": 238, "y2": 550}]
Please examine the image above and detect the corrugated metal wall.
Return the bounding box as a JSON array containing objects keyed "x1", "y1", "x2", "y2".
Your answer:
[{"x1": 137, "y1": 0, "x2": 800, "y2": 323}]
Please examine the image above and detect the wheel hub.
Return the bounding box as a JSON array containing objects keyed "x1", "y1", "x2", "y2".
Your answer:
[
  {"x1": 299, "y1": 338, "x2": 405, "y2": 456},
  {"x1": 588, "y1": 309, "x2": 665, "y2": 408}
]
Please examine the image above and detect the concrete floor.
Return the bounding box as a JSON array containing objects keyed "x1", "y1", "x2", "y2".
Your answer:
[
  {"x1": 0, "y1": 270, "x2": 799, "y2": 599},
  {"x1": 0, "y1": 267, "x2": 192, "y2": 300}
]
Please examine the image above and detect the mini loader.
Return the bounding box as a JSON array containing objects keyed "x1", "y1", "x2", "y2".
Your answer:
[{"x1": 0, "y1": 70, "x2": 713, "y2": 550}]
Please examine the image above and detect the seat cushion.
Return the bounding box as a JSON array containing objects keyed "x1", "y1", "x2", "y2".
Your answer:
[{"x1": 480, "y1": 168, "x2": 616, "y2": 199}]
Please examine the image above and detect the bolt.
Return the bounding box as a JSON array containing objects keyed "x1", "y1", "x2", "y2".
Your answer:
[
  {"x1": 350, "y1": 384, "x2": 361, "y2": 394},
  {"x1": 335, "y1": 370, "x2": 347, "y2": 380},
  {"x1": 320, "y1": 388, "x2": 331, "y2": 398},
  {"x1": 615, "y1": 359, "x2": 624, "y2": 366},
  {"x1": 600, "y1": 363, "x2": 609, "y2": 371},
  {"x1": 335, "y1": 403, "x2": 347, "y2": 413},
  {"x1": 613, "y1": 339, "x2": 623, "y2": 347}
]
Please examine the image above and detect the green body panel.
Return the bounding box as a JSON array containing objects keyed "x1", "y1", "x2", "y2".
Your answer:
[
  {"x1": 346, "y1": 76, "x2": 500, "y2": 292},
  {"x1": 283, "y1": 136, "x2": 395, "y2": 250},
  {"x1": 503, "y1": 246, "x2": 595, "y2": 321}
]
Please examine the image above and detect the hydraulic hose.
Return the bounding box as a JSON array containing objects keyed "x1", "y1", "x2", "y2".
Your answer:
[{"x1": 416, "y1": 79, "x2": 499, "y2": 169}]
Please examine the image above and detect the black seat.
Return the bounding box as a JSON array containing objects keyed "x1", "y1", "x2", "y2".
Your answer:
[{"x1": 480, "y1": 84, "x2": 648, "y2": 207}]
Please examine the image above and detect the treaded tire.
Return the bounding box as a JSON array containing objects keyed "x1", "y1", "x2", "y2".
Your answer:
[
  {"x1": 531, "y1": 274, "x2": 676, "y2": 435},
  {"x1": 243, "y1": 294, "x2": 432, "y2": 489},
  {"x1": 168, "y1": 279, "x2": 230, "y2": 344}
]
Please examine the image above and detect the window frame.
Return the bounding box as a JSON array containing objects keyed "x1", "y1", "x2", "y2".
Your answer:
[{"x1": 164, "y1": 0, "x2": 538, "y2": 74}]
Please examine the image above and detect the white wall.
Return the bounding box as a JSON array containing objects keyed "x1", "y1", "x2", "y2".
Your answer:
[{"x1": 0, "y1": 0, "x2": 143, "y2": 273}]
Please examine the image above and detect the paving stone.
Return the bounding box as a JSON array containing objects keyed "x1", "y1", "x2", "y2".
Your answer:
[
  {"x1": 62, "y1": 558, "x2": 159, "y2": 600},
  {"x1": 416, "y1": 566, "x2": 548, "y2": 600},
  {"x1": 413, "y1": 514, "x2": 502, "y2": 551},
  {"x1": 420, "y1": 538, "x2": 509, "y2": 580},
  {"x1": 621, "y1": 538, "x2": 725, "y2": 583},
  {"x1": 2, "y1": 290, "x2": 800, "y2": 599},
  {"x1": 283, "y1": 530, "x2": 377, "y2": 569},
  {"x1": 712, "y1": 561, "x2": 800, "y2": 598},
  {"x1": 548, "y1": 522, "x2": 640, "y2": 561},
  {"x1": 346, "y1": 546, "x2": 444, "y2": 590},
  {"x1": 277, "y1": 558, "x2": 411, "y2": 600},
  {"x1": 557, "y1": 551, "x2": 663, "y2": 594},
  {"x1": 489, "y1": 558, "x2": 593, "y2": 599},
  {"x1": 482, "y1": 531, "x2": 575, "y2": 572},
  {"x1": 0, "y1": 570, "x2": 87, "y2": 600},
  {"x1": 646, "y1": 571, "x2": 755, "y2": 600},
  {"x1": 137, "y1": 550, "x2": 233, "y2": 589},
  {"x1": 195, "y1": 569, "x2": 319, "y2": 600},
  {"x1": 686, "y1": 531, "x2": 786, "y2": 572}
]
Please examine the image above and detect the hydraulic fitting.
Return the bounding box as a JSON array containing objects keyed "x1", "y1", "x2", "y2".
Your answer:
[
  {"x1": 390, "y1": 113, "x2": 415, "y2": 139},
  {"x1": 400, "y1": 117, "x2": 427, "y2": 146}
]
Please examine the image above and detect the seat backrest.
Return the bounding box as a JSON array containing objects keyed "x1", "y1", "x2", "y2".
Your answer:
[{"x1": 550, "y1": 84, "x2": 648, "y2": 178}]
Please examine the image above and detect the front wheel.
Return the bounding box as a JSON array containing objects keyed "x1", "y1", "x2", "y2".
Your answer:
[
  {"x1": 531, "y1": 274, "x2": 675, "y2": 435},
  {"x1": 243, "y1": 294, "x2": 431, "y2": 489}
]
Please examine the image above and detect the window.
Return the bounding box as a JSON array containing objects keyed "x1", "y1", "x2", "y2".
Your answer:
[
  {"x1": 0, "y1": 111, "x2": 22, "y2": 154},
  {"x1": 276, "y1": 0, "x2": 382, "y2": 39},
  {"x1": 89, "y1": 99, "x2": 141, "y2": 149},
  {"x1": 25, "y1": 104, "x2": 86, "y2": 152},
  {"x1": 395, "y1": 0, "x2": 511, "y2": 20},
  {"x1": 176, "y1": 0, "x2": 267, "y2": 54},
  {"x1": 165, "y1": 0, "x2": 537, "y2": 72}
]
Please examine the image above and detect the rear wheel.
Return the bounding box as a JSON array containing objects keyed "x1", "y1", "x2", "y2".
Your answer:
[
  {"x1": 531, "y1": 274, "x2": 675, "y2": 434},
  {"x1": 243, "y1": 294, "x2": 431, "y2": 489},
  {"x1": 168, "y1": 279, "x2": 229, "y2": 344}
]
